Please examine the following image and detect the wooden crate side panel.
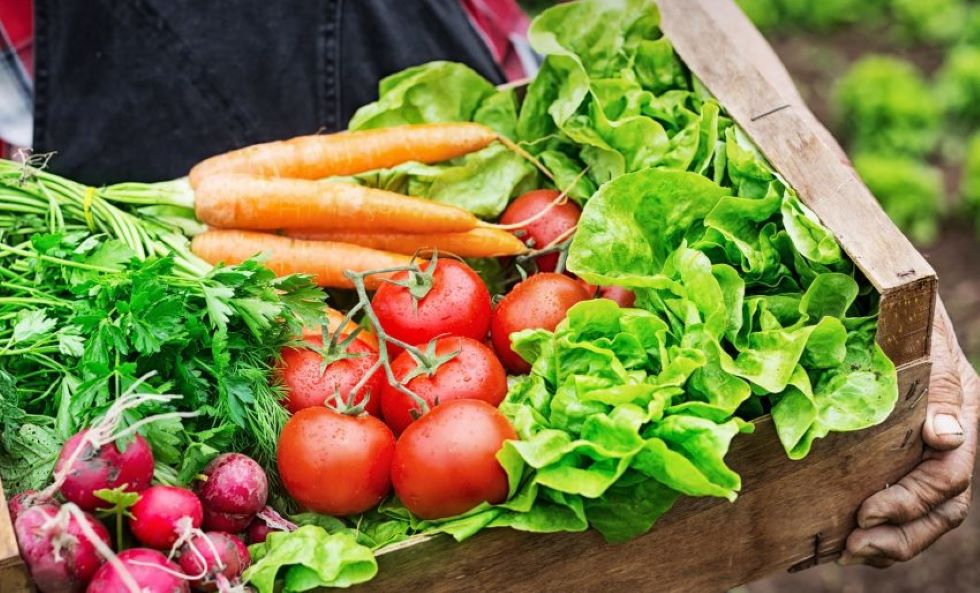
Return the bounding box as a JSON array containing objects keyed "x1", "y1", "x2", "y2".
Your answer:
[
  {"x1": 656, "y1": 0, "x2": 935, "y2": 300},
  {"x1": 878, "y1": 276, "x2": 937, "y2": 366},
  {"x1": 0, "y1": 476, "x2": 31, "y2": 593},
  {"x1": 358, "y1": 361, "x2": 928, "y2": 593}
]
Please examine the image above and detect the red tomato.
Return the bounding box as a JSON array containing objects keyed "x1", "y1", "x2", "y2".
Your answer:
[
  {"x1": 500, "y1": 189, "x2": 581, "y2": 273},
  {"x1": 301, "y1": 306, "x2": 379, "y2": 351},
  {"x1": 277, "y1": 407, "x2": 395, "y2": 516},
  {"x1": 599, "y1": 285, "x2": 636, "y2": 308},
  {"x1": 491, "y1": 273, "x2": 592, "y2": 374},
  {"x1": 381, "y1": 337, "x2": 507, "y2": 435},
  {"x1": 372, "y1": 259, "x2": 491, "y2": 351},
  {"x1": 278, "y1": 336, "x2": 382, "y2": 417},
  {"x1": 391, "y1": 399, "x2": 516, "y2": 520}
]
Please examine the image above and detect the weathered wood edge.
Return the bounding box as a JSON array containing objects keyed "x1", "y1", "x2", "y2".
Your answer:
[
  {"x1": 0, "y1": 475, "x2": 31, "y2": 593},
  {"x1": 355, "y1": 360, "x2": 928, "y2": 593},
  {"x1": 656, "y1": 0, "x2": 936, "y2": 296},
  {"x1": 656, "y1": 0, "x2": 937, "y2": 367}
]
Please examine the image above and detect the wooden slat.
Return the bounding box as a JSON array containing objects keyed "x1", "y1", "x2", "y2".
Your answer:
[
  {"x1": 656, "y1": 0, "x2": 937, "y2": 367},
  {"x1": 358, "y1": 360, "x2": 929, "y2": 593},
  {"x1": 0, "y1": 475, "x2": 31, "y2": 593}
]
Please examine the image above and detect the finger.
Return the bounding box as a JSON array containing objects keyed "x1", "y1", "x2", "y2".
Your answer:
[
  {"x1": 842, "y1": 489, "x2": 972, "y2": 566},
  {"x1": 856, "y1": 444, "x2": 973, "y2": 528},
  {"x1": 924, "y1": 302, "x2": 966, "y2": 450}
]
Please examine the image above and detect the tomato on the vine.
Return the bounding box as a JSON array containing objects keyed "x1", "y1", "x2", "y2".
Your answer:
[
  {"x1": 277, "y1": 407, "x2": 395, "y2": 516},
  {"x1": 302, "y1": 306, "x2": 378, "y2": 350},
  {"x1": 391, "y1": 399, "x2": 516, "y2": 520},
  {"x1": 491, "y1": 273, "x2": 591, "y2": 373},
  {"x1": 500, "y1": 189, "x2": 581, "y2": 273},
  {"x1": 381, "y1": 336, "x2": 507, "y2": 435},
  {"x1": 371, "y1": 258, "x2": 491, "y2": 350},
  {"x1": 278, "y1": 335, "x2": 382, "y2": 417}
]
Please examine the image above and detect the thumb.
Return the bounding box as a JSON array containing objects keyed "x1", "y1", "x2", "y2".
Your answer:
[{"x1": 924, "y1": 302, "x2": 966, "y2": 451}]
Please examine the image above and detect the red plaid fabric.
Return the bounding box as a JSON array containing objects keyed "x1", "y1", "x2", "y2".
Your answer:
[
  {"x1": 0, "y1": 0, "x2": 32, "y2": 159},
  {"x1": 0, "y1": 1, "x2": 533, "y2": 159},
  {"x1": 461, "y1": 0, "x2": 538, "y2": 81}
]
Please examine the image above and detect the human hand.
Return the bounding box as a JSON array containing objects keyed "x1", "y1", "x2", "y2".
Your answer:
[{"x1": 840, "y1": 300, "x2": 979, "y2": 567}]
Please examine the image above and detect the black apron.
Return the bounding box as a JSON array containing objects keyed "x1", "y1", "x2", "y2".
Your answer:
[{"x1": 33, "y1": 0, "x2": 505, "y2": 185}]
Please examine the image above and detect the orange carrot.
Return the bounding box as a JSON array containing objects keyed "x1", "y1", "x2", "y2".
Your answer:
[
  {"x1": 302, "y1": 306, "x2": 379, "y2": 351},
  {"x1": 194, "y1": 174, "x2": 479, "y2": 234},
  {"x1": 189, "y1": 123, "x2": 497, "y2": 187},
  {"x1": 285, "y1": 228, "x2": 527, "y2": 258},
  {"x1": 191, "y1": 229, "x2": 411, "y2": 289}
]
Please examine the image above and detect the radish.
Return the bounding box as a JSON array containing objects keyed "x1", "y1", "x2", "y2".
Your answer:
[
  {"x1": 129, "y1": 486, "x2": 204, "y2": 549},
  {"x1": 196, "y1": 454, "x2": 268, "y2": 531},
  {"x1": 47, "y1": 379, "x2": 198, "y2": 512},
  {"x1": 14, "y1": 503, "x2": 110, "y2": 593},
  {"x1": 244, "y1": 519, "x2": 273, "y2": 544},
  {"x1": 7, "y1": 489, "x2": 38, "y2": 523},
  {"x1": 86, "y1": 548, "x2": 190, "y2": 593},
  {"x1": 176, "y1": 532, "x2": 250, "y2": 592},
  {"x1": 55, "y1": 431, "x2": 155, "y2": 511},
  {"x1": 246, "y1": 507, "x2": 298, "y2": 544}
]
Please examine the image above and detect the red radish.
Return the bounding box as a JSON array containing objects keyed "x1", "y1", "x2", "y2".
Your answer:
[
  {"x1": 8, "y1": 489, "x2": 38, "y2": 523},
  {"x1": 500, "y1": 189, "x2": 581, "y2": 273},
  {"x1": 196, "y1": 454, "x2": 268, "y2": 532},
  {"x1": 54, "y1": 432, "x2": 155, "y2": 511},
  {"x1": 246, "y1": 507, "x2": 298, "y2": 544},
  {"x1": 245, "y1": 519, "x2": 273, "y2": 544},
  {"x1": 177, "y1": 532, "x2": 249, "y2": 592},
  {"x1": 128, "y1": 486, "x2": 204, "y2": 550},
  {"x1": 200, "y1": 509, "x2": 253, "y2": 535},
  {"x1": 15, "y1": 504, "x2": 110, "y2": 593},
  {"x1": 86, "y1": 548, "x2": 189, "y2": 593},
  {"x1": 231, "y1": 536, "x2": 251, "y2": 571}
]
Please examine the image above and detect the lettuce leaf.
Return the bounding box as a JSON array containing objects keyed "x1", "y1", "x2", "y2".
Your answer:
[{"x1": 244, "y1": 526, "x2": 378, "y2": 593}]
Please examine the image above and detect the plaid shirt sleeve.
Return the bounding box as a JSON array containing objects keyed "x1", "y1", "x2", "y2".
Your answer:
[{"x1": 0, "y1": 0, "x2": 33, "y2": 159}]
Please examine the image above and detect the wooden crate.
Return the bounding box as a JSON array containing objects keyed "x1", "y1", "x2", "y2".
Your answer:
[
  {"x1": 0, "y1": 0, "x2": 937, "y2": 591},
  {"x1": 355, "y1": 1, "x2": 937, "y2": 591}
]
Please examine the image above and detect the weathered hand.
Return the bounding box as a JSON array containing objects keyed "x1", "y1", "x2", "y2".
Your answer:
[{"x1": 840, "y1": 300, "x2": 979, "y2": 567}]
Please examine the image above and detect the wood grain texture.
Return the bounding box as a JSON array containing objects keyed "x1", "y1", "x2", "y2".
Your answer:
[
  {"x1": 357, "y1": 361, "x2": 929, "y2": 593},
  {"x1": 656, "y1": 0, "x2": 935, "y2": 300},
  {"x1": 0, "y1": 475, "x2": 30, "y2": 593}
]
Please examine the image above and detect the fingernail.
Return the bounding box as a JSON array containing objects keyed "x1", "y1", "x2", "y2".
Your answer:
[
  {"x1": 838, "y1": 552, "x2": 865, "y2": 566},
  {"x1": 858, "y1": 515, "x2": 886, "y2": 529},
  {"x1": 933, "y1": 414, "x2": 964, "y2": 436}
]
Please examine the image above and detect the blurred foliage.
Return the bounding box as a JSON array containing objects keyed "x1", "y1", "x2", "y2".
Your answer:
[
  {"x1": 732, "y1": 0, "x2": 980, "y2": 246},
  {"x1": 939, "y1": 46, "x2": 980, "y2": 127},
  {"x1": 890, "y1": 0, "x2": 969, "y2": 45},
  {"x1": 737, "y1": 0, "x2": 975, "y2": 44},
  {"x1": 964, "y1": 132, "x2": 980, "y2": 230},
  {"x1": 736, "y1": 0, "x2": 887, "y2": 31},
  {"x1": 853, "y1": 153, "x2": 945, "y2": 244},
  {"x1": 835, "y1": 56, "x2": 942, "y2": 157}
]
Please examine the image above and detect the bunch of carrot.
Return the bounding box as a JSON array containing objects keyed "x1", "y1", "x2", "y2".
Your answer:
[{"x1": 188, "y1": 123, "x2": 527, "y2": 288}]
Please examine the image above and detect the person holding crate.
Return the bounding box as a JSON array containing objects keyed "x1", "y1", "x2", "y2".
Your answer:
[{"x1": 0, "y1": 0, "x2": 977, "y2": 574}]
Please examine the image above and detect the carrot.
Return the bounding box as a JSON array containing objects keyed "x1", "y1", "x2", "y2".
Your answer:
[
  {"x1": 189, "y1": 123, "x2": 498, "y2": 187},
  {"x1": 302, "y1": 306, "x2": 380, "y2": 351},
  {"x1": 285, "y1": 228, "x2": 527, "y2": 258},
  {"x1": 191, "y1": 229, "x2": 411, "y2": 289},
  {"x1": 194, "y1": 174, "x2": 479, "y2": 234}
]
